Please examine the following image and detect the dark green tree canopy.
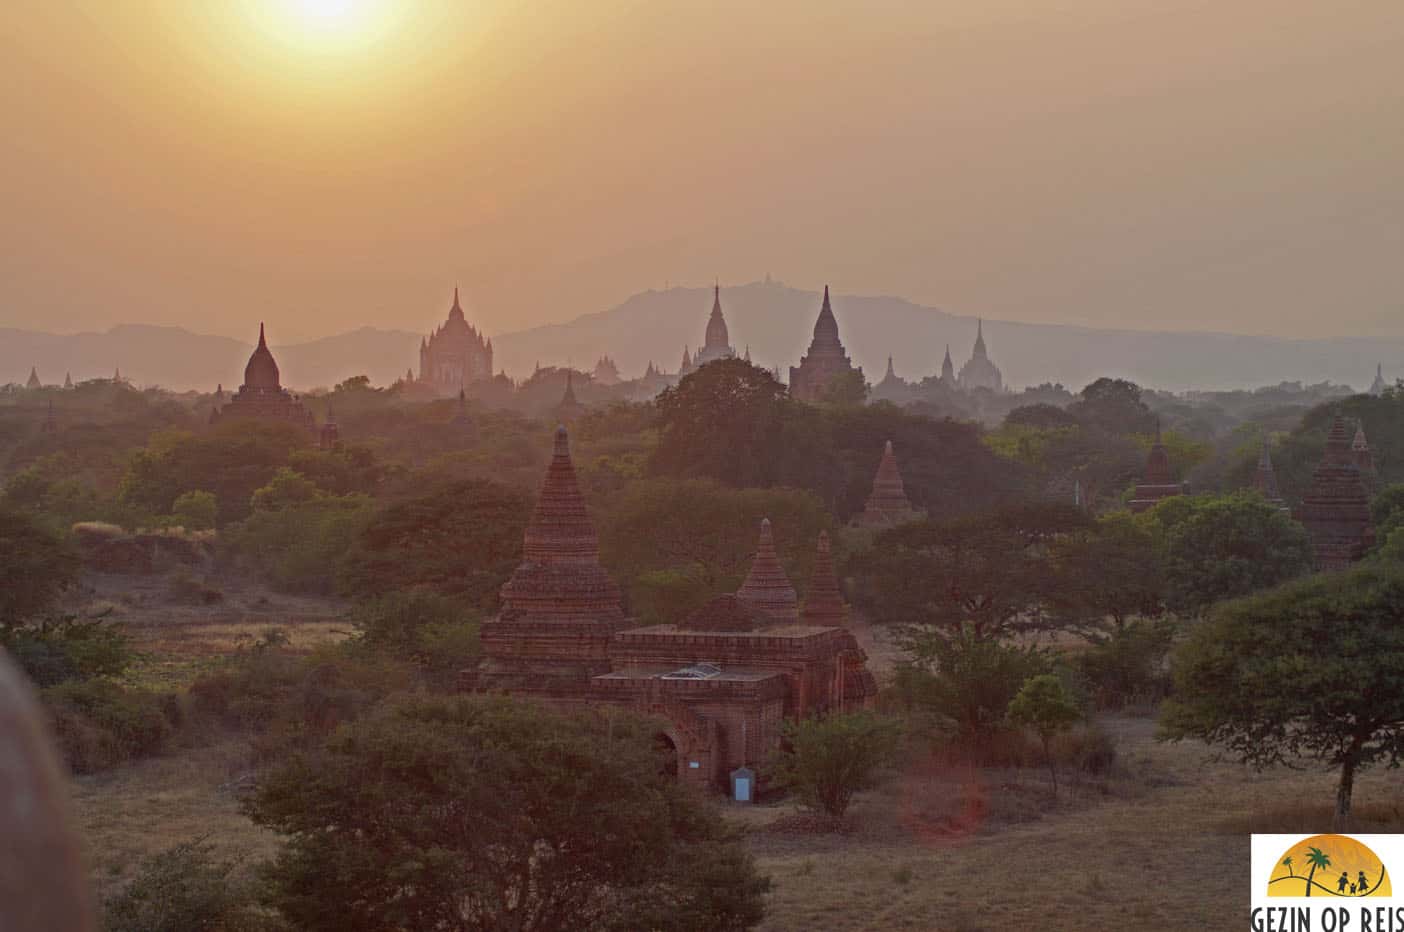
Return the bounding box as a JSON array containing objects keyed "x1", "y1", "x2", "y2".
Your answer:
[
  {"x1": 1160, "y1": 564, "x2": 1404, "y2": 826},
  {"x1": 1144, "y1": 492, "x2": 1313, "y2": 616},
  {"x1": 0, "y1": 508, "x2": 79, "y2": 624},
  {"x1": 651, "y1": 358, "x2": 789, "y2": 488},
  {"x1": 247, "y1": 696, "x2": 769, "y2": 932},
  {"x1": 340, "y1": 478, "x2": 531, "y2": 609},
  {"x1": 848, "y1": 502, "x2": 1094, "y2": 641},
  {"x1": 1069, "y1": 377, "x2": 1156, "y2": 435}
]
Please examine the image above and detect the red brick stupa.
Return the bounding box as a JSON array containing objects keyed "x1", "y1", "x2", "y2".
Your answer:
[
  {"x1": 801, "y1": 531, "x2": 849, "y2": 626},
  {"x1": 853, "y1": 440, "x2": 922, "y2": 528},
  {"x1": 1294, "y1": 415, "x2": 1376, "y2": 571},
  {"x1": 474, "y1": 425, "x2": 626, "y2": 695},
  {"x1": 735, "y1": 519, "x2": 799, "y2": 623},
  {"x1": 1128, "y1": 422, "x2": 1182, "y2": 513}
]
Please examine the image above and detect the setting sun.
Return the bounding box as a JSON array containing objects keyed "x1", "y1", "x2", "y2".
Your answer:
[{"x1": 259, "y1": 0, "x2": 393, "y2": 50}]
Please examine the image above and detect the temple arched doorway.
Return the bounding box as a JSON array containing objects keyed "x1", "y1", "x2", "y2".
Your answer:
[{"x1": 653, "y1": 732, "x2": 679, "y2": 778}]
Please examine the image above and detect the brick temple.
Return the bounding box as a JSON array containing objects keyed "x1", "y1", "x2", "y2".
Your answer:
[
  {"x1": 463, "y1": 426, "x2": 877, "y2": 789},
  {"x1": 1295, "y1": 415, "x2": 1375, "y2": 570},
  {"x1": 209, "y1": 324, "x2": 317, "y2": 434},
  {"x1": 852, "y1": 440, "x2": 923, "y2": 528},
  {"x1": 789, "y1": 286, "x2": 862, "y2": 403},
  {"x1": 1128, "y1": 422, "x2": 1182, "y2": 513}
]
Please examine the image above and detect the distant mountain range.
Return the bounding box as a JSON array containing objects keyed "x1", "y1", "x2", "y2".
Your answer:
[{"x1": 4, "y1": 281, "x2": 1398, "y2": 393}]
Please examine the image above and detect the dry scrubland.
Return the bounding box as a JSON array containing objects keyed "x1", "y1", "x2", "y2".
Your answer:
[{"x1": 66, "y1": 578, "x2": 1403, "y2": 931}]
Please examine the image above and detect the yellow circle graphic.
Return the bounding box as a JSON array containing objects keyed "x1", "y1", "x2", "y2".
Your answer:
[{"x1": 1269, "y1": 835, "x2": 1391, "y2": 898}]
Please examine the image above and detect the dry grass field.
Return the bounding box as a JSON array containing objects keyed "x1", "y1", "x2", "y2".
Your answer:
[{"x1": 62, "y1": 584, "x2": 1404, "y2": 930}]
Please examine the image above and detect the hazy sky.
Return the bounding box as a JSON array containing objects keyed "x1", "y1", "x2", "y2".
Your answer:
[{"x1": 2, "y1": 0, "x2": 1400, "y2": 343}]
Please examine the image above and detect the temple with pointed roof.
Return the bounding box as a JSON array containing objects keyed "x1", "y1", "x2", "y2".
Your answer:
[
  {"x1": 1251, "y1": 435, "x2": 1287, "y2": 510},
  {"x1": 1369, "y1": 364, "x2": 1387, "y2": 396},
  {"x1": 678, "y1": 346, "x2": 695, "y2": 378},
  {"x1": 63, "y1": 372, "x2": 73, "y2": 390},
  {"x1": 554, "y1": 370, "x2": 586, "y2": 423},
  {"x1": 871, "y1": 356, "x2": 911, "y2": 404},
  {"x1": 209, "y1": 324, "x2": 316, "y2": 433},
  {"x1": 416, "y1": 288, "x2": 493, "y2": 395},
  {"x1": 592, "y1": 356, "x2": 621, "y2": 386},
  {"x1": 957, "y1": 320, "x2": 1004, "y2": 392},
  {"x1": 853, "y1": 441, "x2": 923, "y2": 528},
  {"x1": 1295, "y1": 415, "x2": 1375, "y2": 571},
  {"x1": 1128, "y1": 423, "x2": 1182, "y2": 512},
  {"x1": 1352, "y1": 421, "x2": 1377, "y2": 486},
  {"x1": 462, "y1": 428, "x2": 876, "y2": 790},
  {"x1": 25, "y1": 367, "x2": 41, "y2": 390},
  {"x1": 940, "y1": 345, "x2": 955, "y2": 386},
  {"x1": 694, "y1": 285, "x2": 736, "y2": 366},
  {"x1": 789, "y1": 286, "x2": 862, "y2": 403}
]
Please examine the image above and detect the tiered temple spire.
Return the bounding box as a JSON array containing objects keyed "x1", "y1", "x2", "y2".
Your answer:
[
  {"x1": 801, "y1": 531, "x2": 849, "y2": 626},
  {"x1": 26, "y1": 367, "x2": 40, "y2": 390},
  {"x1": 1252, "y1": 434, "x2": 1285, "y2": 508},
  {"x1": 1128, "y1": 420, "x2": 1181, "y2": 512},
  {"x1": 736, "y1": 518, "x2": 799, "y2": 623},
  {"x1": 853, "y1": 440, "x2": 921, "y2": 527},
  {"x1": 1295, "y1": 415, "x2": 1375, "y2": 570},
  {"x1": 499, "y1": 425, "x2": 625, "y2": 620},
  {"x1": 788, "y1": 286, "x2": 861, "y2": 402},
  {"x1": 695, "y1": 284, "x2": 735, "y2": 365}
]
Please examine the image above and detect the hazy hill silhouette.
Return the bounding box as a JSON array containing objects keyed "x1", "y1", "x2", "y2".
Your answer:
[{"x1": 3, "y1": 283, "x2": 1398, "y2": 392}]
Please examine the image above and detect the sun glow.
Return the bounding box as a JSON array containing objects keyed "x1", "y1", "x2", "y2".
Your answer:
[{"x1": 258, "y1": 0, "x2": 394, "y2": 52}]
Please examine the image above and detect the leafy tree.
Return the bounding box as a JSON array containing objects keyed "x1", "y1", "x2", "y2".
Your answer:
[
  {"x1": 817, "y1": 369, "x2": 869, "y2": 407},
  {"x1": 1008, "y1": 674, "x2": 1083, "y2": 796},
  {"x1": 1069, "y1": 377, "x2": 1156, "y2": 435},
  {"x1": 247, "y1": 696, "x2": 770, "y2": 931},
  {"x1": 1281, "y1": 856, "x2": 1294, "y2": 878},
  {"x1": 0, "y1": 508, "x2": 79, "y2": 624},
  {"x1": 1146, "y1": 493, "x2": 1313, "y2": 616},
  {"x1": 651, "y1": 358, "x2": 789, "y2": 488},
  {"x1": 340, "y1": 479, "x2": 531, "y2": 609},
  {"x1": 848, "y1": 503, "x2": 1094, "y2": 641},
  {"x1": 1371, "y1": 483, "x2": 1404, "y2": 555},
  {"x1": 169, "y1": 489, "x2": 217, "y2": 530},
  {"x1": 1, "y1": 616, "x2": 133, "y2": 687},
  {"x1": 118, "y1": 421, "x2": 309, "y2": 525},
  {"x1": 1160, "y1": 564, "x2": 1404, "y2": 828},
  {"x1": 597, "y1": 479, "x2": 831, "y2": 623},
  {"x1": 1004, "y1": 403, "x2": 1079, "y2": 430},
  {"x1": 890, "y1": 631, "x2": 1050, "y2": 744},
  {"x1": 770, "y1": 712, "x2": 902, "y2": 818},
  {"x1": 349, "y1": 590, "x2": 480, "y2": 688},
  {"x1": 249, "y1": 468, "x2": 320, "y2": 511},
  {"x1": 223, "y1": 491, "x2": 376, "y2": 595},
  {"x1": 1049, "y1": 511, "x2": 1164, "y2": 636},
  {"x1": 103, "y1": 838, "x2": 280, "y2": 932}
]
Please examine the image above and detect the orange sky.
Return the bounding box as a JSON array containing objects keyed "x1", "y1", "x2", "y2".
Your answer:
[{"x1": 2, "y1": 0, "x2": 1400, "y2": 342}]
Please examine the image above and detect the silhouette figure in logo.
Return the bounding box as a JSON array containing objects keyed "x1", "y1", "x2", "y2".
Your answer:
[
  {"x1": 1338, "y1": 872, "x2": 1350, "y2": 894},
  {"x1": 1358, "y1": 872, "x2": 1370, "y2": 895},
  {"x1": 1351, "y1": 883, "x2": 1358, "y2": 895}
]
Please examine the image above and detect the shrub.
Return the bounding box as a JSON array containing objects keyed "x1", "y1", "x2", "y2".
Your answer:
[
  {"x1": 349, "y1": 591, "x2": 480, "y2": 688},
  {"x1": 0, "y1": 616, "x2": 135, "y2": 687},
  {"x1": 1008, "y1": 673, "x2": 1083, "y2": 795},
  {"x1": 770, "y1": 712, "x2": 903, "y2": 818},
  {"x1": 187, "y1": 633, "x2": 412, "y2": 755},
  {"x1": 891, "y1": 631, "x2": 1050, "y2": 746},
  {"x1": 44, "y1": 679, "x2": 175, "y2": 773},
  {"x1": 1075, "y1": 620, "x2": 1174, "y2": 709},
  {"x1": 103, "y1": 838, "x2": 282, "y2": 932}
]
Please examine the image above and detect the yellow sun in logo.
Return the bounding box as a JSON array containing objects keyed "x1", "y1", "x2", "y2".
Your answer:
[{"x1": 1269, "y1": 835, "x2": 1391, "y2": 898}]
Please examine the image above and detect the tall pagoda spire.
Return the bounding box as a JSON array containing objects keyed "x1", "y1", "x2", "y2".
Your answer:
[
  {"x1": 1252, "y1": 434, "x2": 1284, "y2": 505},
  {"x1": 1295, "y1": 415, "x2": 1375, "y2": 570},
  {"x1": 63, "y1": 372, "x2": 73, "y2": 390},
  {"x1": 501, "y1": 426, "x2": 624, "y2": 612},
  {"x1": 973, "y1": 319, "x2": 987, "y2": 358},
  {"x1": 736, "y1": 518, "x2": 799, "y2": 623},
  {"x1": 941, "y1": 345, "x2": 955, "y2": 384},
  {"x1": 26, "y1": 367, "x2": 40, "y2": 390},
  {"x1": 802, "y1": 530, "x2": 849, "y2": 627}
]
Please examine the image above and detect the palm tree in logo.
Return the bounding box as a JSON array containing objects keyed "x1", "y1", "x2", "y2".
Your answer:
[
  {"x1": 1303, "y1": 847, "x2": 1332, "y2": 897},
  {"x1": 1281, "y1": 856, "x2": 1294, "y2": 878}
]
